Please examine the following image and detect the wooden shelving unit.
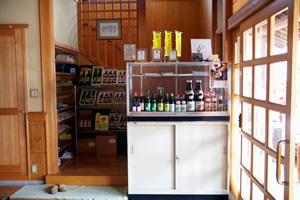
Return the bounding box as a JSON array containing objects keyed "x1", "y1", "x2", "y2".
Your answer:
[{"x1": 55, "y1": 42, "x2": 79, "y2": 169}]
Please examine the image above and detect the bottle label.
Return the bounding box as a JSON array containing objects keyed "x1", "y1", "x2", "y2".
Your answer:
[
  {"x1": 212, "y1": 103, "x2": 217, "y2": 111},
  {"x1": 176, "y1": 100, "x2": 181, "y2": 105},
  {"x1": 181, "y1": 104, "x2": 187, "y2": 112},
  {"x1": 170, "y1": 104, "x2": 175, "y2": 112},
  {"x1": 187, "y1": 101, "x2": 195, "y2": 111},
  {"x1": 140, "y1": 103, "x2": 145, "y2": 111},
  {"x1": 152, "y1": 103, "x2": 157, "y2": 111},
  {"x1": 176, "y1": 104, "x2": 181, "y2": 112},
  {"x1": 164, "y1": 104, "x2": 170, "y2": 112},
  {"x1": 137, "y1": 106, "x2": 142, "y2": 112},
  {"x1": 205, "y1": 102, "x2": 211, "y2": 111},
  {"x1": 218, "y1": 104, "x2": 224, "y2": 111},
  {"x1": 158, "y1": 103, "x2": 164, "y2": 111},
  {"x1": 196, "y1": 101, "x2": 204, "y2": 111},
  {"x1": 132, "y1": 106, "x2": 137, "y2": 112},
  {"x1": 188, "y1": 94, "x2": 194, "y2": 100},
  {"x1": 145, "y1": 103, "x2": 151, "y2": 111}
]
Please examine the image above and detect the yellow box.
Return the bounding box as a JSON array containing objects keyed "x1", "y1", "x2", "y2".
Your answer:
[{"x1": 99, "y1": 115, "x2": 109, "y2": 131}]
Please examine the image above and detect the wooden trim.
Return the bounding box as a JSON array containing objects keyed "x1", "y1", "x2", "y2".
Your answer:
[
  {"x1": 137, "y1": 0, "x2": 146, "y2": 48},
  {"x1": 79, "y1": 49, "x2": 102, "y2": 66},
  {"x1": 0, "y1": 108, "x2": 18, "y2": 115},
  {"x1": 241, "y1": 53, "x2": 288, "y2": 67},
  {"x1": 0, "y1": 24, "x2": 29, "y2": 29},
  {"x1": 55, "y1": 41, "x2": 79, "y2": 54},
  {"x1": 228, "y1": 0, "x2": 273, "y2": 30},
  {"x1": 222, "y1": 0, "x2": 232, "y2": 61},
  {"x1": 0, "y1": 175, "x2": 29, "y2": 181},
  {"x1": 39, "y1": 0, "x2": 58, "y2": 175},
  {"x1": 27, "y1": 112, "x2": 46, "y2": 121}
]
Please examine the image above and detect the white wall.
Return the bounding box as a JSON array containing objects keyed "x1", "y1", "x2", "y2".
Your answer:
[
  {"x1": 54, "y1": 0, "x2": 78, "y2": 49},
  {"x1": 0, "y1": 0, "x2": 43, "y2": 112}
]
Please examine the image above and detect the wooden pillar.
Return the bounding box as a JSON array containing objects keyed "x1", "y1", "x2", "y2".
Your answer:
[{"x1": 222, "y1": 0, "x2": 232, "y2": 61}]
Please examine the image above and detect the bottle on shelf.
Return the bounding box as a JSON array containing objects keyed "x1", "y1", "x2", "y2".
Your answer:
[
  {"x1": 210, "y1": 90, "x2": 217, "y2": 111},
  {"x1": 145, "y1": 90, "x2": 151, "y2": 112},
  {"x1": 170, "y1": 93, "x2": 175, "y2": 112},
  {"x1": 139, "y1": 91, "x2": 145, "y2": 111},
  {"x1": 103, "y1": 93, "x2": 108, "y2": 103},
  {"x1": 103, "y1": 71, "x2": 108, "y2": 83},
  {"x1": 195, "y1": 80, "x2": 204, "y2": 111},
  {"x1": 132, "y1": 92, "x2": 139, "y2": 112},
  {"x1": 204, "y1": 91, "x2": 211, "y2": 111},
  {"x1": 218, "y1": 95, "x2": 224, "y2": 111},
  {"x1": 80, "y1": 91, "x2": 86, "y2": 104},
  {"x1": 110, "y1": 115, "x2": 114, "y2": 127},
  {"x1": 120, "y1": 115, "x2": 124, "y2": 127},
  {"x1": 114, "y1": 114, "x2": 119, "y2": 127},
  {"x1": 181, "y1": 93, "x2": 187, "y2": 112},
  {"x1": 164, "y1": 93, "x2": 170, "y2": 112},
  {"x1": 79, "y1": 70, "x2": 86, "y2": 84},
  {"x1": 151, "y1": 93, "x2": 157, "y2": 112},
  {"x1": 90, "y1": 91, "x2": 95, "y2": 104},
  {"x1": 157, "y1": 89, "x2": 164, "y2": 112},
  {"x1": 92, "y1": 69, "x2": 97, "y2": 84},
  {"x1": 87, "y1": 120, "x2": 92, "y2": 128},
  {"x1": 86, "y1": 69, "x2": 91, "y2": 83},
  {"x1": 97, "y1": 68, "x2": 102, "y2": 83},
  {"x1": 85, "y1": 91, "x2": 91, "y2": 104},
  {"x1": 175, "y1": 94, "x2": 181, "y2": 112},
  {"x1": 185, "y1": 80, "x2": 195, "y2": 111}
]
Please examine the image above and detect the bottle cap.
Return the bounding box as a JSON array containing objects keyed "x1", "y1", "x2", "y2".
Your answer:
[
  {"x1": 170, "y1": 93, "x2": 174, "y2": 96},
  {"x1": 165, "y1": 93, "x2": 169, "y2": 97},
  {"x1": 196, "y1": 80, "x2": 201, "y2": 83},
  {"x1": 134, "y1": 92, "x2": 138, "y2": 95},
  {"x1": 181, "y1": 93, "x2": 185, "y2": 97},
  {"x1": 140, "y1": 91, "x2": 144, "y2": 95},
  {"x1": 210, "y1": 91, "x2": 215, "y2": 95},
  {"x1": 176, "y1": 93, "x2": 180, "y2": 97}
]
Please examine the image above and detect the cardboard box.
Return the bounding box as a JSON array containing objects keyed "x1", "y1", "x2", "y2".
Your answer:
[
  {"x1": 78, "y1": 138, "x2": 96, "y2": 155},
  {"x1": 96, "y1": 135, "x2": 117, "y2": 156}
]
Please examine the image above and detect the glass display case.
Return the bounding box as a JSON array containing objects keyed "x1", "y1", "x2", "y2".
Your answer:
[{"x1": 126, "y1": 62, "x2": 231, "y2": 119}]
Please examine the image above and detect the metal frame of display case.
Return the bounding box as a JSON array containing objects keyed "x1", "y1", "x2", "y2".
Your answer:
[{"x1": 126, "y1": 62, "x2": 231, "y2": 119}]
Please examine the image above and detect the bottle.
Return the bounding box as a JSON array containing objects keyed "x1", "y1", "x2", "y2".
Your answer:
[
  {"x1": 139, "y1": 91, "x2": 145, "y2": 111},
  {"x1": 185, "y1": 80, "x2": 195, "y2": 111},
  {"x1": 195, "y1": 80, "x2": 204, "y2": 111},
  {"x1": 80, "y1": 91, "x2": 86, "y2": 104},
  {"x1": 175, "y1": 94, "x2": 181, "y2": 112},
  {"x1": 181, "y1": 93, "x2": 187, "y2": 112},
  {"x1": 157, "y1": 89, "x2": 164, "y2": 112},
  {"x1": 103, "y1": 93, "x2": 108, "y2": 103},
  {"x1": 85, "y1": 91, "x2": 91, "y2": 104},
  {"x1": 90, "y1": 91, "x2": 95, "y2": 104},
  {"x1": 86, "y1": 69, "x2": 91, "y2": 83},
  {"x1": 204, "y1": 91, "x2": 211, "y2": 111},
  {"x1": 92, "y1": 69, "x2": 97, "y2": 84},
  {"x1": 170, "y1": 93, "x2": 175, "y2": 112},
  {"x1": 97, "y1": 68, "x2": 102, "y2": 83},
  {"x1": 115, "y1": 93, "x2": 119, "y2": 103},
  {"x1": 120, "y1": 115, "x2": 124, "y2": 127},
  {"x1": 218, "y1": 95, "x2": 224, "y2": 111},
  {"x1": 151, "y1": 93, "x2": 157, "y2": 112},
  {"x1": 164, "y1": 93, "x2": 170, "y2": 112},
  {"x1": 210, "y1": 91, "x2": 217, "y2": 111},
  {"x1": 145, "y1": 90, "x2": 151, "y2": 112},
  {"x1": 80, "y1": 70, "x2": 86, "y2": 84},
  {"x1": 132, "y1": 92, "x2": 139, "y2": 112},
  {"x1": 110, "y1": 115, "x2": 114, "y2": 127},
  {"x1": 114, "y1": 114, "x2": 119, "y2": 127},
  {"x1": 103, "y1": 71, "x2": 108, "y2": 83}
]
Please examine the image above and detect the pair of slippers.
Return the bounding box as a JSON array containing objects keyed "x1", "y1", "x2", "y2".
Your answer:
[{"x1": 49, "y1": 184, "x2": 67, "y2": 194}]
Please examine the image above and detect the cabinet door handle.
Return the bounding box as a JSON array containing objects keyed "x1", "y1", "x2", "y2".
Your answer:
[
  {"x1": 176, "y1": 155, "x2": 180, "y2": 164},
  {"x1": 130, "y1": 145, "x2": 134, "y2": 154},
  {"x1": 276, "y1": 140, "x2": 288, "y2": 185}
]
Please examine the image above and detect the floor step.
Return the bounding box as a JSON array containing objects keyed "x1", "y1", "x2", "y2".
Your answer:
[{"x1": 46, "y1": 175, "x2": 127, "y2": 186}]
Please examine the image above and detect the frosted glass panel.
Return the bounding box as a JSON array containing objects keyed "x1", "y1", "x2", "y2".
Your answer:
[
  {"x1": 242, "y1": 136, "x2": 251, "y2": 170},
  {"x1": 269, "y1": 61, "x2": 287, "y2": 105},
  {"x1": 235, "y1": 36, "x2": 240, "y2": 64},
  {"x1": 253, "y1": 145, "x2": 265, "y2": 184},
  {"x1": 271, "y1": 8, "x2": 288, "y2": 55},
  {"x1": 253, "y1": 183, "x2": 264, "y2": 200},
  {"x1": 254, "y1": 106, "x2": 266, "y2": 143},
  {"x1": 254, "y1": 65, "x2": 267, "y2": 101},
  {"x1": 243, "y1": 66, "x2": 252, "y2": 98},
  {"x1": 243, "y1": 28, "x2": 253, "y2": 61},
  {"x1": 268, "y1": 110, "x2": 286, "y2": 155},
  {"x1": 233, "y1": 99, "x2": 241, "y2": 127},
  {"x1": 234, "y1": 68, "x2": 240, "y2": 95},
  {"x1": 267, "y1": 155, "x2": 284, "y2": 200},
  {"x1": 242, "y1": 102, "x2": 252, "y2": 134},
  {"x1": 241, "y1": 170, "x2": 250, "y2": 200},
  {"x1": 233, "y1": 128, "x2": 241, "y2": 160},
  {"x1": 255, "y1": 20, "x2": 268, "y2": 58}
]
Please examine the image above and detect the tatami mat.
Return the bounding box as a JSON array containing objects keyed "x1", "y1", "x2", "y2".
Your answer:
[{"x1": 10, "y1": 184, "x2": 128, "y2": 200}]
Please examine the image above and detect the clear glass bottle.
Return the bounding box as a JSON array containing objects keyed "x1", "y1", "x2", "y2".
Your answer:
[
  {"x1": 210, "y1": 90, "x2": 217, "y2": 111},
  {"x1": 170, "y1": 93, "x2": 175, "y2": 112},
  {"x1": 175, "y1": 94, "x2": 181, "y2": 112},
  {"x1": 204, "y1": 91, "x2": 211, "y2": 111},
  {"x1": 185, "y1": 80, "x2": 195, "y2": 111},
  {"x1": 181, "y1": 93, "x2": 187, "y2": 112}
]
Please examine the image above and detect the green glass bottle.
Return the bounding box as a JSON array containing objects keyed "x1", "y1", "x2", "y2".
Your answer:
[
  {"x1": 164, "y1": 93, "x2": 170, "y2": 112},
  {"x1": 157, "y1": 89, "x2": 164, "y2": 112},
  {"x1": 151, "y1": 93, "x2": 157, "y2": 112},
  {"x1": 145, "y1": 90, "x2": 151, "y2": 111}
]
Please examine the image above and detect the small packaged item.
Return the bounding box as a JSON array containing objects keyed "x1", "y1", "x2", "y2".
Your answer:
[
  {"x1": 97, "y1": 91, "x2": 114, "y2": 105},
  {"x1": 91, "y1": 66, "x2": 103, "y2": 85},
  {"x1": 78, "y1": 66, "x2": 93, "y2": 85},
  {"x1": 113, "y1": 92, "x2": 126, "y2": 104},
  {"x1": 79, "y1": 89, "x2": 97, "y2": 106},
  {"x1": 99, "y1": 115, "x2": 109, "y2": 131},
  {"x1": 102, "y1": 69, "x2": 117, "y2": 85},
  {"x1": 117, "y1": 70, "x2": 126, "y2": 84},
  {"x1": 109, "y1": 113, "x2": 120, "y2": 129},
  {"x1": 119, "y1": 113, "x2": 126, "y2": 129}
]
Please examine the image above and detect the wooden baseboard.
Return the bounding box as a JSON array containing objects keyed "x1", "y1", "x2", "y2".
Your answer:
[
  {"x1": 0, "y1": 175, "x2": 28, "y2": 180},
  {"x1": 46, "y1": 175, "x2": 128, "y2": 186}
]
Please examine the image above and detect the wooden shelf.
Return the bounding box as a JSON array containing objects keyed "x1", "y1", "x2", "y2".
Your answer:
[
  {"x1": 78, "y1": 105, "x2": 126, "y2": 110},
  {"x1": 58, "y1": 139, "x2": 74, "y2": 153},
  {"x1": 59, "y1": 116, "x2": 75, "y2": 123},
  {"x1": 59, "y1": 127, "x2": 74, "y2": 135},
  {"x1": 78, "y1": 129, "x2": 126, "y2": 134},
  {"x1": 59, "y1": 158, "x2": 72, "y2": 169},
  {"x1": 56, "y1": 84, "x2": 74, "y2": 87},
  {"x1": 77, "y1": 84, "x2": 126, "y2": 89},
  {"x1": 56, "y1": 72, "x2": 76, "y2": 76},
  {"x1": 57, "y1": 94, "x2": 74, "y2": 100},
  {"x1": 57, "y1": 105, "x2": 75, "y2": 112},
  {"x1": 55, "y1": 59, "x2": 78, "y2": 65}
]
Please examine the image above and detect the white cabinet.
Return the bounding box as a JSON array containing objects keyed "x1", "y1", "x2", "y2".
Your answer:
[{"x1": 127, "y1": 122, "x2": 229, "y2": 195}]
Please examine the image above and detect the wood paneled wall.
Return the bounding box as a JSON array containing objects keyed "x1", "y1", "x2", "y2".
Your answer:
[
  {"x1": 27, "y1": 113, "x2": 47, "y2": 180},
  {"x1": 232, "y1": 0, "x2": 249, "y2": 14}
]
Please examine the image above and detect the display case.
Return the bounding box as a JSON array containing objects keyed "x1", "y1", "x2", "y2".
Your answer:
[{"x1": 126, "y1": 62, "x2": 231, "y2": 119}]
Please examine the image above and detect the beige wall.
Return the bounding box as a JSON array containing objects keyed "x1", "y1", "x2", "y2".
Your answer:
[
  {"x1": 53, "y1": 0, "x2": 78, "y2": 49},
  {"x1": 0, "y1": 0, "x2": 43, "y2": 112}
]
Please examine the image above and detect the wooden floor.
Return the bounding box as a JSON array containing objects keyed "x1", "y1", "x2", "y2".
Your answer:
[
  {"x1": 46, "y1": 155, "x2": 128, "y2": 186},
  {"x1": 0, "y1": 186, "x2": 22, "y2": 199},
  {"x1": 59, "y1": 155, "x2": 127, "y2": 176}
]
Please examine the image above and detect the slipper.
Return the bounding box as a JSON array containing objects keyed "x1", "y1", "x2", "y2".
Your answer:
[
  {"x1": 49, "y1": 185, "x2": 58, "y2": 194},
  {"x1": 58, "y1": 184, "x2": 67, "y2": 192}
]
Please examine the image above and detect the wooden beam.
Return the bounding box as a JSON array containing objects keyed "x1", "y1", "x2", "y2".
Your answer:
[
  {"x1": 228, "y1": 0, "x2": 273, "y2": 30},
  {"x1": 0, "y1": 24, "x2": 29, "y2": 29},
  {"x1": 39, "y1": 0, "x2": 59, "y2": 175},
  {"x1": 222, "y1": 0, "x2": 232, "y2": 61}
]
